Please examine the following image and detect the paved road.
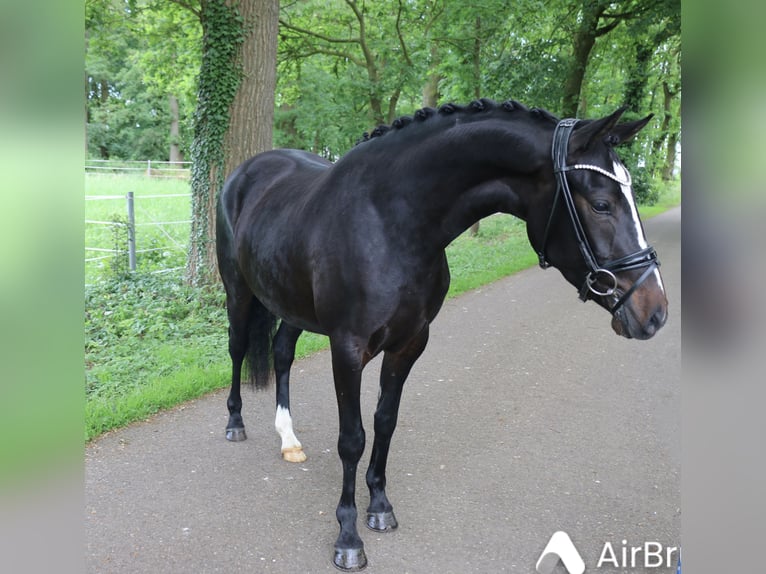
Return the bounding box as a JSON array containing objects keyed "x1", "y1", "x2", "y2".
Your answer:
[{"x1": 86, "y1": 207, "x2": 681, "y2": 574}]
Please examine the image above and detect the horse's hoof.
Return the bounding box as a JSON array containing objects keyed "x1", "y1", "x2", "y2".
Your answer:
[
  {"x1": 333, "y1": 547, "x2": 367, "y2": 571},
  {"x1": 281, "y1": 446, "x2": 307, "y2": 463},
  {"x1": 366, "y1": 510, "x2": 398, "y2": 532},
  {"x1": 225, "y1": 427, "x2": 247, "y2": 442}
]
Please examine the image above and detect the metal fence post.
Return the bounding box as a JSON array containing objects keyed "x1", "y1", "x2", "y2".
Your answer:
[{"x1": 126, "y1": 192, "x2": 137, "y2": 271}]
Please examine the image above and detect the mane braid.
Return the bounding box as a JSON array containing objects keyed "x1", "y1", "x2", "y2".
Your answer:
[
  {"x1": 529, "y1": 107, "x2": 559, "y2": 124},
  {"x1": 355, "y1": 98, "x2": 556, "y2": 145}
]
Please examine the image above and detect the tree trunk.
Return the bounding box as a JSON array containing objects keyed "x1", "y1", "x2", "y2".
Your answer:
[
  {"x1": 652, "y1": 79, "x2": 680, "y2": 180},
  {"x1": 168, "y1": 94, "x2": 183, "y2": 163},
  {"x1": 100, "y1": 79, "x2": 109, "y2": 104},
  {"x1": 422, "y1": 43, "x2": 441, "y2": 107},
  {"x1": 472, "y1": 16, "x2": 481, "y2": 100},
  {"x1": 224, "y1": 0, "x2": 279, "y2": 177},
  {"x1": 276, "y1": 103, "x2": 300, "y2": 149},
  {"x1": 623, "y1": 42, "x2": 652, "y2": 113},
  {"x1": 187, "y1": 0, "x2": 279, "y2": 286},
  {"x1": 353, "y1": 2, "x2": 384, "y2": 126},
  {"x1": 663, "y1": 130, "x2": 678, "y2": 180},
  {"x1": 662, "y1": 88, "x2": 680, "y2": 181},
  {"x1": 422, "y1": 75, "x2": 440, "y2": 108},
  {"x1": 386, "y1": 89, "x2": 401, "y2": 124},
  {"x1": 561, "y1": 1, "x2": 606, "y2": 118},
  {"x1": 468, "y1": 16, "x2": 482, "y2": 237}
]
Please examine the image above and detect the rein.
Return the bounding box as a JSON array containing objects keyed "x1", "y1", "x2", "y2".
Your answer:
[{"x1": 537, "y1": 119, "x2": 660, "y2": 316}]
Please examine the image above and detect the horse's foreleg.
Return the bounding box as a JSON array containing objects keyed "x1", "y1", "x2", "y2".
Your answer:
[
  {"x1": 365, "y1": 324, "x2": 430, "y2": 533},
  {"x1": 330, "y1": 335, "x2": 367, "y2": 571},
  {"x1": 273, "y1": 321, "x2": 306, "y2": 462}
]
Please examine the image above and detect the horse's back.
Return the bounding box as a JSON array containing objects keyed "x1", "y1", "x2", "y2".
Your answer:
[{"x1": 219, "y1": 149, "x2": 331, "y2": 232}]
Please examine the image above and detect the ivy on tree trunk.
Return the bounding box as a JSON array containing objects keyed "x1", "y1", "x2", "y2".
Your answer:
[
  {"x1": 186, "y1": 0, "x2": 279, "y2": 287},
  {"x1": 187, "y1": 0, "x2": 244, "y2": 286}
]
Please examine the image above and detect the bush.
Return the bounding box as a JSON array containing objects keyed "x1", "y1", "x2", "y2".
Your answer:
[{"x1": 631, "y1": 166, "x2": 661, "y2": 206}]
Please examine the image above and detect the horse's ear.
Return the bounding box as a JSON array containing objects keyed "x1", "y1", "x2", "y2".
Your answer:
[
  {"x1": 569, "y1": 107, "x2": 627, "y2": 152},
  {"x1": 605, "y1": 113, "x2": 654, "y2": 146}
]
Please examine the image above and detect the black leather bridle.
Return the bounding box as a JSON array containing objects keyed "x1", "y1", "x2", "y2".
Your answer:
[{"x1": 537, "y1": 119, "x2": 660, "y2": 316}]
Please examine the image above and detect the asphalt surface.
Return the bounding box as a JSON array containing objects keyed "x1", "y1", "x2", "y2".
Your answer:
[{"x1": 85, "y1": 207, "x2": 681, "y2": 574}]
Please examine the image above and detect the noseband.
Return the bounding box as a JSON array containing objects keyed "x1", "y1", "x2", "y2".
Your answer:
[{"x1": 537, "y1": 119, "x2": 660, "y2": 316}]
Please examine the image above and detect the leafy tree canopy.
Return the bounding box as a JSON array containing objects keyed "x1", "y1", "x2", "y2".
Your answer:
[{"x1": 86, "y1": 0, "x2": 680, "y2": 195}]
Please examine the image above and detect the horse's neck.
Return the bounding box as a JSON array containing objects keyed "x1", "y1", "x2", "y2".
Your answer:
[
  {"x1": 438, "y1": 178, "x2": 530, "y2": 243},
  {"x1": 366, "y1": 122, "x2": 548, "y2": 249}
]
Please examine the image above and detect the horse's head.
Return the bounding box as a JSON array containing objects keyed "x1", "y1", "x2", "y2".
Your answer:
[{"x1": 533, "y1": 108, "x2": 668, "y2": 340}]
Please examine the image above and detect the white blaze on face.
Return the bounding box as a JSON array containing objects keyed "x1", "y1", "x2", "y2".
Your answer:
[
  {"x1": 612, "y1": 160, "x2": 665, "y2": 294},
  {"x1": 275, "y1": 405, "x2": 302, "y2": 451}
]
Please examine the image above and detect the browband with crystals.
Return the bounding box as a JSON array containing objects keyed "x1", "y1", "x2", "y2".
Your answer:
[{"x1": 556, "y1": 163, "x2": 632, "y2": 187}]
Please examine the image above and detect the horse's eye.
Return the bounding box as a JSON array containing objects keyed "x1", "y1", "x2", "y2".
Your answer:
[{"x1": 592, "y1": 200, "x2": 610, "y2": 214}]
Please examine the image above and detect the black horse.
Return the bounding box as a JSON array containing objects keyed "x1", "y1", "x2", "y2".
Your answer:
[{"x1": 215, "y1": 99, "x2": 667, "y2": 571}]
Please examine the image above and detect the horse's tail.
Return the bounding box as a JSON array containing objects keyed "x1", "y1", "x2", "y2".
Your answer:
[
  {"x1": 244, "y1": 296, "x2": 278, "y2": 390},
  {"x1": 217, "y1": 161, "x2": 278, "y2": 391}
]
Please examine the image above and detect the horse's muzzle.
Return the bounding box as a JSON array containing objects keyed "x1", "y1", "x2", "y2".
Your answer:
[{"x1": 611, "y1": 301, "x2": 668, "y2": 340}]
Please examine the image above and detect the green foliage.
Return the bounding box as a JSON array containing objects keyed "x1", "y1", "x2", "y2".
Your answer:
[
  {"x1": 133, "y1": 2, "x2": 201, "y2": 104},
  {"x1": 629, "y1": 164, "x2": 661, "y2": 206},
  {"x1": 276, "y1": 0, "x2": 429, "y2": 154},
  {"x1": 87, "y1": 0, "x2": 681, "y2": 178},
  {"x1": 273, "y1": 0, "x2": 680, "y2": 174},
  {"x1": 108, "y1": 214, "x2": 131, "y2": 278},
  {"x1": 86, "y1": 0, "x2": 198, "y2": 160},
  {"x1": 84, "y1": 272, "x2": 229, "y2": 439}
]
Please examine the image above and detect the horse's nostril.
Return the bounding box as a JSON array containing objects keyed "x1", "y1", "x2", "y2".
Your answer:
[
  {"x1": 636, "y1": 306, "x2": 667, "y2": 339},
  {"x1": 648, "y1": 307, "x2": 667, "y2": 332}
]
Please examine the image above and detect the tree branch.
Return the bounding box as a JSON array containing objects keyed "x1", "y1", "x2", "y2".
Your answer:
[
  {"x1": 595, "y1": 18, "x2": 622, "y2": 37},
  {"x1": 278, "y1": 18, "x2": 360, "y2": 45},
  {"x1": 422, "y1": 0, "x2": 446, "y2": 36},
  {"x1": 387, "y1": 88, "x2": 401, "y2": 123},
  {"x1": 167, "y1": 0, "x2": 201, "y2": 19},
  {"x1": 601, "y1": 10, "x2": 638, "y2": 20},
  {"x1": 280, "y1": 47, "x2": 365, "y2": 68},
  {"x1": 343, "y1": 0, "x2": 377, "y2": 78},
  {"x1": 396, "y1": 0, "x2": 413, "y2": 67}
]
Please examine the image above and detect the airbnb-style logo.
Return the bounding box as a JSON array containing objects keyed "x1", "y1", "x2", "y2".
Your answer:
[
  {"x1": 536, "y1": 532, "x2": 680, "y2": 572},
  {"x1": 536, "y1": 531, "x2": 585, "y2": 574}
]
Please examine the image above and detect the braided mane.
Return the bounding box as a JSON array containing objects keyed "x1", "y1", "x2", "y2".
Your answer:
[{"x1": 356, "y1": 98, "x2": 559, "y2": 145}]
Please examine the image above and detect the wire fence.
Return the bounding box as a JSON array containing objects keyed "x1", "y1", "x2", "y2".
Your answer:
[
  {"x1": 85, "y1": 159, "x2": 192, "y2": 178},
  {"x1": 85, "y1": 191, "x2": 192, "y2": 283}
]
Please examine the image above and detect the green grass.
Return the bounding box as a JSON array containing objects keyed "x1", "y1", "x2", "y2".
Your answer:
[
  {"x1": 446, "y1": 215, "x2": 539, "y2": 295},
  {"x1": 84, "y1": 176, "x2": 681, "y2": 441}
]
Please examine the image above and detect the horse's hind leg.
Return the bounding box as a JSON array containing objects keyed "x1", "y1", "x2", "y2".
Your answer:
[
  {"x1": 224, "y1": 286, "x2": 252, "y2": 442},
  {"x1": 273, "y1": 321, "x2": 306, "y2": 462},
  {"x1": 366, "y1": 324, "x2": 430, "y2": 533}
]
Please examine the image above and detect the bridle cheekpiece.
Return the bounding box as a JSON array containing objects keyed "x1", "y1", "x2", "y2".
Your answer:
[{"x1": 537, "y1": 119, "x2": 660, "y2": 316}]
